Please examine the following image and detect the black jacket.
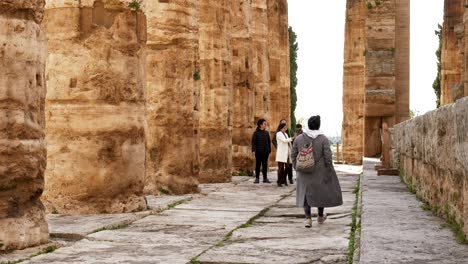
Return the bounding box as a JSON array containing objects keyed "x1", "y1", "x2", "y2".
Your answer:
[{"x1": 251, "y1": 128, "x2": 271, "y2": 155}]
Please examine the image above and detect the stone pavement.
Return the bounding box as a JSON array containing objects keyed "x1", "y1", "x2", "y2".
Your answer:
[
  {"x1": 1, "y1": 165, "x2": 360, "y2": 264},
  {"x1": 358, "y1": 158, "x2": 468, "y2": 264}
]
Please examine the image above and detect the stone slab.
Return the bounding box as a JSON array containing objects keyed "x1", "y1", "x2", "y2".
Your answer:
[{"x1": 359, "y1": 158, "x2": 468, "y2": 264}]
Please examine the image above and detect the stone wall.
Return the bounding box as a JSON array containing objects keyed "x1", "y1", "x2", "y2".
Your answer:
[
  {"x1": 197, "y1": 0, "x2": 233, "y2": 183},
  {"x1": 231, "y1": 0, "x2": 255, "y2": 174},
  {"x1": 392, "y1": 97, "x2": 468, "y2": 237},
  {"x1": 0, "y1": 0, "x2": 49, "y2": 251},
  {"x1": 42, "y1": 0, "x2": 147, "y2": 214},
  {"x1": 143, "y1": 0, "x2": 200, "y2": 194}
]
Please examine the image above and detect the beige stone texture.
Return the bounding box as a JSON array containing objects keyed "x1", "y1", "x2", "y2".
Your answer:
[
  {"x1": 342, "y1": 0, "x2": 365, "y2": 165},
  {"x1": 251, "y1": 0, "x2": 271, "y2": 124},
  {"x1": 42, "y1": 0, "x2": 147, "y2": 214},
  {"x1": 364, "y1": 0, "x2": 395, "y2": 158},
  {"x1": 231, "y1": 0, "x2": 255, "y2": 174},
  {"x1": 0, "y1": 0, "x2": 49, "y2": 251},
  {"x1": 395, "y1": 0, "x2": 410, "y2": 123},
  {"x1": 197, "y1": 0, "x2": 233, "y2": 183},
  {"x1": 142, "y1": 1, "x2": 200, "y2": 194},
  {"x1": 441, "y1": 0, "x2": 464, "y2": 106},
  {"x1": 267, "y1": 0, "x2": 290, "y2": 162},
  {"x1": 392, "y1": 97, "x2": 468, "y2": 237}
]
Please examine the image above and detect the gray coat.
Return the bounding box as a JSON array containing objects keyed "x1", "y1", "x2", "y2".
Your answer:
[{"x1": 292, "y1": 134, "x2": 343, "y2": 208}]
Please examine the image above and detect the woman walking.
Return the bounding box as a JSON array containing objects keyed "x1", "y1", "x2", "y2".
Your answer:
[
  {"x1": 291, "y1": 116, "x2": 343, "y2": 228},
  {"x1": 275, "y1": 123, "x2": 294, "y2": 186}
]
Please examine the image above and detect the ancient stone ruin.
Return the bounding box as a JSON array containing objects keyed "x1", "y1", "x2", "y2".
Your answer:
[
  {"x1": 0, "y1": 0, "x2": 49, "y2": 251},
  {"x1": 0, "y1": 0, "x2": 291, "y2": 251},
  {"x1": 342, "y1": 0, "x2": 409, "y2": 165},
  {"x1": 42, "y1": 0, "x2": 148, "y2": 214}
]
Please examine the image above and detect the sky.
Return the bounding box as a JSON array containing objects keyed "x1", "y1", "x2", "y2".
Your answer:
[{"x1": 288, "y1": 0, "x2": 444, "y2": 136}]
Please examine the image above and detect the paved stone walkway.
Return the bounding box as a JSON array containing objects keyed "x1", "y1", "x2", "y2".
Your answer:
[
  {"x1": 1, "y1": 165, "x2": 360, "y2": 264},
  {"x1": 358, "y1": 158, "x2": 468, "y2": 264}
]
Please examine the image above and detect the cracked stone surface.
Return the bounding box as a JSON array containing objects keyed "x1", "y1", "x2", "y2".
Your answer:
[
  {"x1": 11, "y1": 166, "x2": 359, "y2": 264},
  {"x1": 359, "y1": 158, "x2": 468, "y2": 264}
]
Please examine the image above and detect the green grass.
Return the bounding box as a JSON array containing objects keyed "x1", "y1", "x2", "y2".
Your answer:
[
  {"x1": 0, "y1": 245, "x2": 57, "y2": 264},
  {"x1": 190, "y1": 259, "x2": 201, "y2": 264},
  {"x1": 158, "y1": 186, "x2": 170, "y2": 195},
  {"x1": 93, "y1": 224, "x2": 128, "y2": 233},
  {"x1": 128, "y1": 0, "x2": 141, "y2": 11},
  {"x1": 193, "y1": 70, "x2": 201, "y2": 81},
  {"x1": 348, "y1": 175, "x2": 361, "y2": 264}
]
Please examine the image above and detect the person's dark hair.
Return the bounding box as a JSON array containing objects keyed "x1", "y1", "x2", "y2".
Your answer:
[
  {"x1": 296, "y1": 124, "x2": 302, "y2": 128},
  {"x1": 308, "y1": 115, "x2": 321, "y2": 130},
  {"x1": 276, "y1": 123, "x2": 287, "y2": 132},
  {"x1": 257, "y1": 118, "x2": 266, "y2": 128}
]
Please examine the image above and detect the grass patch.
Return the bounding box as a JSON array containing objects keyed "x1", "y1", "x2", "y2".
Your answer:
[
  {"x1": 0, "y1": 245, "x2": 57, "y2": 264},
  {"x1": 158, "y1": 186, "x2": 170, "y2": 195},
  {"x1": 190, "y1": 259, "x2": 201, "y2": 264},
  {"x1": 51, "y1": 209, "x2": 59, "y2": 214},
  {"x1": 348, "y1": 175, "x2": 361, "y2": 264},
  {"x1": 193, "y1": 69, "x2": 201, "y2": 81},
  {"x1": 93, "y1": 224, "x2": 128, "y2": 233},
  {"x1": 128, "y1": 0, "x2": 142, "y2": 11},
  {"x1": 167, "y1": 198, "x2": 191, "y2": 209},
  {"x1": 443, "y1": 205, "x2": 467, "y2": 244}
]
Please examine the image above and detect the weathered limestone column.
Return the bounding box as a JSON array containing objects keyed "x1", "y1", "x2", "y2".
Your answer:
[
  {"x1": 441, "y1": 0, "x2": 463, "y2": 106},
  {"x1": 395, "y1": 0, "x2": 410, "y2": 124},
  {"x1": 252, "y1": 0, "x2": 271, "y2": 124},
  {"x1": 267, "y1": 0, "x2": 290, "y2": 162},
  {"x1": 364, "y1": 0, "x2": 396, "y2": 157},
  {"x1": 0, "y1": 0, "x2": 49, "y2": 251},
  {"x1": 143, "y1": 1, "x2": 200, "y2": 194},
  {"x1": 232, "y1": 0, "x2": 255, "y2": 174},
  {"x1": 342, "y1": 0, "x2": 366, "y2": 164},
  {"x1": 43, "y1": 0, "x2": 147, "y2": 214},
  {"x1": 198, "y1": 0, "x2": 233, "y2": 183}
]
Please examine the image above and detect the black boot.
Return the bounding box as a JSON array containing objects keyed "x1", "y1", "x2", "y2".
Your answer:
[
  {"x1": 254, "y1": 177, "x2": 260, "y2": 184},
  {"x1": 263, "y1": 178, "x2": 271, "y2": 183}
]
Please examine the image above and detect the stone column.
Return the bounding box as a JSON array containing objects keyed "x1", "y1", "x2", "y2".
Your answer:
[
  {"x1": 267, "y1": 0, "x2": 290, "y2": 162},
  {"x1": 342, "y1": 0, "x2": 366, "y2": 164},
  {"x1": 198, "y1": 0, "x2": 233, "y2": 183},
  {"x1": 43, "y1": 0, "x2": 147, "y2": 214},
  {"x1": 364, "y1": 0, "x2": 396, "y2": 157},
  {"x1": 143, "y1": 1, "x2": 200, "y2": 194},
  {"x1": 0, "y1": 0, "x2": 49, "y2": 251},
  {"x1": 252, "y1": 0, "x2": 271, "y2": 124},
  {"x1": 441, "y1": 0, "x2": 463, "y2": 105},
  {"x1": 232, "y1": 0, "x2": 255, "y2": 174},
  {"x1": 395, "y1": 0, "x2": 410, "y2": 124}
]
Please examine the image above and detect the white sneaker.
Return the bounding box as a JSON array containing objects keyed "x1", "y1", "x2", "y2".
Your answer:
[
  {"x1": 305, "y1": 218, "x2": 312, "y2": 228},
  {"x1": 318, "y1": 213, "x2": 327, "y2": 224}
]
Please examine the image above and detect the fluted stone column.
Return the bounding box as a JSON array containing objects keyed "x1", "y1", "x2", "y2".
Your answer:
[
  {"x1": 342, "y1": 0, "x2": 366, "y2": 164},
  {"x1": 267, "y1": 0, "x2": 290, "y2": 162},
  {"x1": 143, "y1": 0, "x2": 200, "y2": 194},
  {"x1": 43, "y1": 0, "x2": 147, "y2": 214},
  {"x1": 232, "y1": 0, "x2": 255, "y2": 174},
  {"x1": 198, "y1": 0, "x2": 233, "y2": 183},
  {"x1": 0, "y1": 0, "x2": 49, "y2": 251}
]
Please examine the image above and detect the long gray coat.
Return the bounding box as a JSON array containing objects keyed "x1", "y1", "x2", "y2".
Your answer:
[{"x1": 292, "y1": 134, "x2": 343, "y2": 207}]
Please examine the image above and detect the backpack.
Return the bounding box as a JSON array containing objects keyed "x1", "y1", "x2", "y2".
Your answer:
[{"x1": 296, "y1": 136, "x2": 318, "y2": 172}]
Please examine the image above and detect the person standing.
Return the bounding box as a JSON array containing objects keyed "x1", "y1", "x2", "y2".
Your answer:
[
  {"x1": 294, "y1": 123, "x2": 303, "y2": 137},
  {"x1": 251, "y1": 119, "x2": 271, "y2": 184},
  {"x1": 275, "y1": 123, "x2": 294, "y2": 186},
  {"x1": 291, "y1": 116, "x2": 343, "y2": 228},
  {"x1": 273, "y1": 119, "x2": 294, "y2": 184}
]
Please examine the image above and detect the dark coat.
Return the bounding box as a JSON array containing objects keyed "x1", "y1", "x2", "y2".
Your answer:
[
  {"x1": 251, "y1": 128, "x2": 271, "y2": 156},
  {"x1": 291, "y1": 134, "x2": 343, "y2": 208}
]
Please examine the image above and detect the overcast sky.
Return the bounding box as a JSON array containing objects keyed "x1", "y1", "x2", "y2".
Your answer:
[{"x1": 288, "y1": 0, "x2": 444, "y2": 136}]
